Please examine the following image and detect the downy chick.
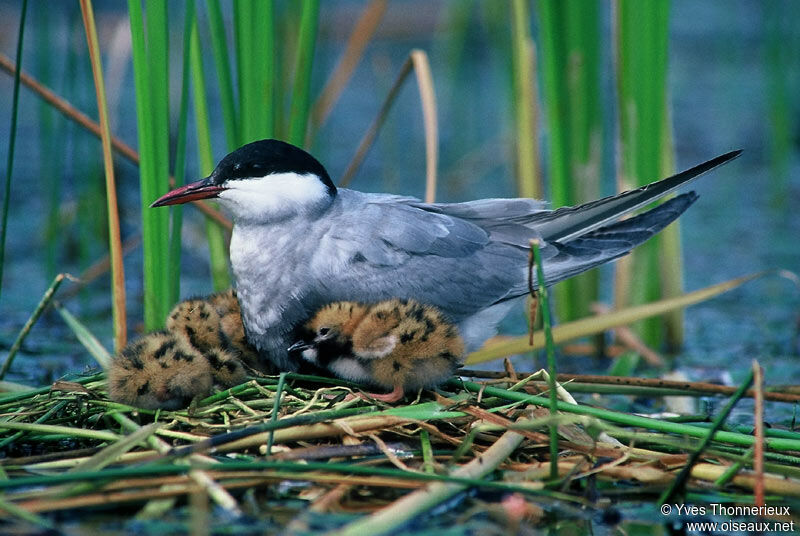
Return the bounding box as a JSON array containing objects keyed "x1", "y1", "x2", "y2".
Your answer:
[
  {"x1": 166, "y1": 288, "x2": 261, "y2": 371},
  {"x1": 108, "y1": 291, "x2": 252, "y2": 410},
  {"x1": 108, "y1": 330, "x2": 216, "y2": 410},
  {"x1": 289, "y1": 299, "x2": 465, "y2": 402}
]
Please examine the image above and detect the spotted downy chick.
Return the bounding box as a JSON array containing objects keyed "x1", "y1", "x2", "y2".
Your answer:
[
  {"x1": 108, "y1": 331, "x2": 215, "y2": 410},
  {"x1": 109, "y1": 291, "x2": 252, "y2": 410},
  {"x1": 290, "y1": 299, "x2": 465, "y2": 402},
  {"x1": 166, "y1": 289, "x2": 260, "y2": 370}
]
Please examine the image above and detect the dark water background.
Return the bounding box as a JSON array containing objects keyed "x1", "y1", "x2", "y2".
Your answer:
[{"x1": 0, "y1": 1, "x2": 798, "y2": 531}]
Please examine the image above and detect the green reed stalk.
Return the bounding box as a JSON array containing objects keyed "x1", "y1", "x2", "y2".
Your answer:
[
  {"x1": 614, "y1": 0, "x2": 671, "y2": 347},
  {"x1": 0, "y1": 0, "x2": 28, "y2": 302},
  {"x1": 205, "y1": 0, "x2": 239, "y2": 149},
  {"x1": 536, "y1": 0, "x2": 603, "y2": 323},
  {"x1": 659, "y1": 368, "x2": 754, "y2": 504},
  {"x1": 288, "y1": 0, "x2": 320, "y2": 146},
  {"x1": 510, "y1": 0, "x2": 540, "y2": 199},
  {"x1": 765, "y1": 0, "x2": 798, "y2": 206},
  {"x1": 128, "y1": 0, "x2": 171, "y2": 330},
  {"x1": 235, "y1": 0, "x2": 275, "y2": 142},
  {"x1": 168, "y1": 1, "x2": 196, "y2": 306},
  {"x1": 190, "y1": 17, "x2": 231, "y2": 291},
  {"x1": 658, "y1": 119, "x2": 684, "y2": 350}
]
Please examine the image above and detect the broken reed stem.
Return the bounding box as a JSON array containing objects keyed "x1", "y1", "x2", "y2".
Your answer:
[
  {"x1": 753, "y1": 360, "x2": 765, "y2": 506},
  {"x1": 530, "y1": 239, "x2": 559, "y2": 481},
  {"x1": 658, "y1": 368, "x2": 755, "y2": 505},
  {"x1": 266, "y1": 372, "x2": 287, "y2": 456},
  {"x1": 0, "y1": 273, "x2": 70, "y2": 379}
]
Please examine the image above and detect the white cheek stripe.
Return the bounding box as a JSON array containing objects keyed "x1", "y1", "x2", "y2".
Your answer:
[{"x1": 217, "y1": 172, "x2": 329, "y2": 222}]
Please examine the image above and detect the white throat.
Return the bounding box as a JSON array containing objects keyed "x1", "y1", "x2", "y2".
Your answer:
[{"x1": 217, "y1": 172, "x2": 332, "y2": 224}]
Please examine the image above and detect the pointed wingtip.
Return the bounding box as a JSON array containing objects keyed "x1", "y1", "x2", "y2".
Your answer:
[{"x1": 717, "y1": 149, "x2": 743, "y2": 164}]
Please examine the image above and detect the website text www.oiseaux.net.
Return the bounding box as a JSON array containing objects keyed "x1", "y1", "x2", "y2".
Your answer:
[{"x1": 661, "y1": 503, "x2": 795, "y2": 533}]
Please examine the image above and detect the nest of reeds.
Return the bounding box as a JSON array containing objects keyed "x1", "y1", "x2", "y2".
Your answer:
[{"x1": 1, "y1": 365, "x2": 799, "y2": 534}]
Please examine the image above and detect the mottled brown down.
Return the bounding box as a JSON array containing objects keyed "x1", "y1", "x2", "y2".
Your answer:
[
  {"x1": 302, "y1": 299, "x2": 465, "y2": 400},
  {"x1": 108, "y1": 290, "x2": 254, "y2": 410}
]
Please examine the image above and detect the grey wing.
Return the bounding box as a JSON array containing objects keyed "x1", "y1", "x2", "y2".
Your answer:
[
  {"x1": 317, "y1": 191, "x2": 698, "y2": 320},
  {"x1": 319, "y1": 194, "x2": 535, "y2": 320},
  {"x1": 536, "y1": 192, "x2": 698, "y2": 283}
]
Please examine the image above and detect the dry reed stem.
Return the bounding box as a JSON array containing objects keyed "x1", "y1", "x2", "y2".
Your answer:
[
  {"x1": 591, "y1": 303, "x2": 664, "y2": 366},
  {"x1": 339, "y1": 49, "x2": 438, "y2": 195},
  {"x1": 308, "y1": 0, "x2": 388, "y2": 139},
  {"x1": 753, "y1": 360, "x2": 765, "y2": 506},
  {"x1": 691, "y1": 463, "x2": 800, "y2": 497},
  {"x1": 468, "y1": 272, "x2": 764, "y2": 364},
  {"x1": 216, "y1": 415, "x2": 413, "y2": 452},
  {"x1": 0, "y1": 52, "x2": 231, "y2": 230},
  {"x1": 409, "y1": 50, "x2": 438, "y2": 203},
  {"x1": 458, "y1": 370, "x2": 800, "y2": 404}
]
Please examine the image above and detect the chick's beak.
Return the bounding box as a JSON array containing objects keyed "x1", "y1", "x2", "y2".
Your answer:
[
  {"x1": 150, "y1": 177, "x2": 225, "y2": 207},
  {"x1": 287, "y1": 340, "x2": 311, "y2": 354}
]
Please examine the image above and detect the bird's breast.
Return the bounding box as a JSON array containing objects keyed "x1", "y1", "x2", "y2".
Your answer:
[{"x1": 229, "y1": 222, "x2": 330, "y2": 344}]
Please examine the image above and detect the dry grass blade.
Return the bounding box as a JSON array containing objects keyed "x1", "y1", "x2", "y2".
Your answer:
[
  {"x1": 55, "y1": 302, "x2": 112, "y2": 370},
  {"x1": 308, "y1": 0, "x2": 387, "y2": 140},
  {"x1": 753, "y1": 360, "x2": 765, "y2": 506},
  {"x1": 468, "y1": 272, "x2": 764, "y2": 364},
  {"x1": 79, "y1": 0, "x2": 127, "y2": 350},
  {"x1": 410, "y1": 50, "x2": 439, "y2": 203},
  {"x1": 68, "y1": 423, "x2": 159, "y2": 474}
]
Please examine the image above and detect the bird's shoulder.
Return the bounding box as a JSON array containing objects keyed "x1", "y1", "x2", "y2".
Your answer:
[{"x1": 326, "y1": 189, "x2": 490, "y2": 258}]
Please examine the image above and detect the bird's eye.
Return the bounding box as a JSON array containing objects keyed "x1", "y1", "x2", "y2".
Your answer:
[{"x1": 318, "y1": 327, "x2": 330, "y2": 336}]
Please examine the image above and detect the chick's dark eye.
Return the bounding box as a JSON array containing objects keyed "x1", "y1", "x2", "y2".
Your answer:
[{"x1": 318, "y1": 327, "x2": 330, "y2": 336}]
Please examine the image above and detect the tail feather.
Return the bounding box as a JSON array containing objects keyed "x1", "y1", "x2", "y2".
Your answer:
[
  {"x1": 538, "y1": 192, "x2": 698, "y2": 286},
  {"x1": 534, "y1": 150, "x2": 741, "y2": 243}
]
